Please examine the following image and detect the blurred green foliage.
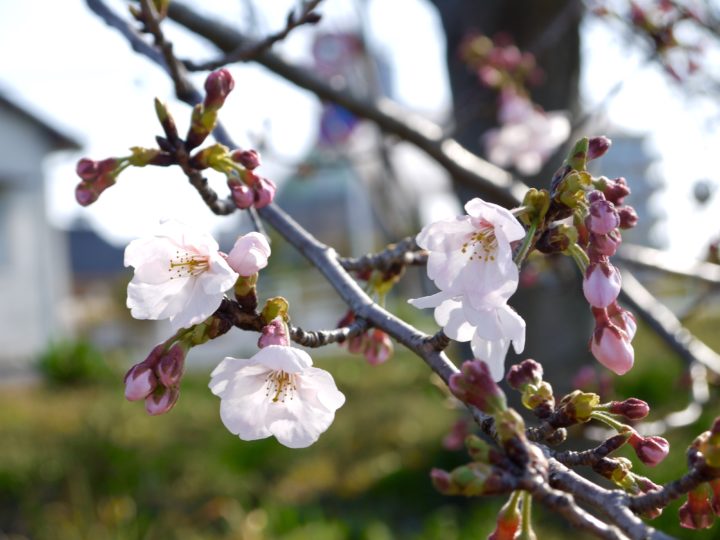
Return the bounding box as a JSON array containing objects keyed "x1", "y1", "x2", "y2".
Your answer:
[
  {"x1": 36, "y1": 340, "x2": 112, "y2": 387},
  {"x1": 3, "y1": 311, "x2": 720, "y2": 538}
]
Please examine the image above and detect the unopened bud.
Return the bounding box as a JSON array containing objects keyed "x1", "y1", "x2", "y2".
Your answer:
[
  {"x1": 559, "y1": 390, "x2": 600, "y2": 423},
  {"x1": 583, "y1": 262, "x2": 622, "y2": 309},
  {"x1": 226, "y1": 232, "x2": 271, "y2": 277},
  {"x1": 76, "y1": 158, "x2": 98, "y2": 181},
  {"x1": 607, "y1": 398, "x2": 650, "y2": 420},
  {"x1": 253, "y1": 176, "x2": 277, "y2": 208},
  {"x1": 449, "y1": 360, "x2": 507, "y2": 414},
  {"x1": 679, "y1": 485, "x2": 714, "y2": 529},
  {"x1": 364, "y1": 329, "x2": 393, "y2": 365},
  {"x1": 145, "y1": 386, "x2": 179, "y2": 416},
  {"x1": 506, "y1": 359, "x2": 543, "y2": 390},
  {"x1": 157, "y1": 343, "x2": 186, "y2": 387},
  {"x1": 465, "y1": 434, "x2": 492, "y2": 462},
  {"x1": 230, "y1": 182, "x2": 255, "y2": 209},
  {"x1": 231, "y1": 149, "x2": 261, "y2": 170},
  {"x1": 124, "y1": 362, "x2": 158, "y2": 401},
  {"x1": 591, "y1": 319, "x2": 634, "y2": 375},
  {"x1": 204, "y1": 68, "x2": 235, "y2": 110},
  {"x1": 618, "y1": 206, "x2": 638, "y2": 229},
  {"x1": 628, "y1": 432, "x2": 670, "y2": 466},
  {"x1": 588, "y1": 136, "x2": 611, "y2": 161},
  {"x1": 258, "y1": 317, "x2": 290, "y2": 348},
  {"x1": 586, "y1": 195, "x2": 620, "y2": 235}
]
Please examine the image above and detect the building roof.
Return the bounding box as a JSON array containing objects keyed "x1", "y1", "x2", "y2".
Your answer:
[{"x1": 0, "y1": 92, "x2": 81, "y2": 151}]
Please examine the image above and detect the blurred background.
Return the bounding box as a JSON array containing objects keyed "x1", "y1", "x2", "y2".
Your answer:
[{"x1": 1, "y1": 0, "x2": 720, "y2": 538}]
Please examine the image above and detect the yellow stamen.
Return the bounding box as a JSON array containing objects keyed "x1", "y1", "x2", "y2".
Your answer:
[
  {"x1": 168, "y1": 250, "x2": 210, "y2": 279},
  {"x1": 265, "y1": 370, "x2": 297, "y2": 403},
  {"x1": 462, "y1": 222, "x2": 498, "y2": 262}
]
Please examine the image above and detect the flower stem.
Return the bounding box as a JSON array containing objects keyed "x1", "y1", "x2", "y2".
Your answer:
[
  {"x1": 521, "y1": 491, "x2": 534, "y2": 538},
  {"x1": 513, "y1": 220, "x2": 538, "y2": 268},
  {"x1": 590, "y1": 411, "x2": 628, "y2": 433}
]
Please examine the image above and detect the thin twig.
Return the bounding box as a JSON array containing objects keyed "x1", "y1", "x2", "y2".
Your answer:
[{"x1": 186, "y1": 0, "x2": 323, "y2": 71}]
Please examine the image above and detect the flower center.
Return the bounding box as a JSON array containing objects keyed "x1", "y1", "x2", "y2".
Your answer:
[
  {"x1": 265, "y1": 370, "x2": 297, "y2": 403},
  {"x1": 460, "y1": 221, "x2": 498, "y2": 262},
  {"x1": 168, "y1": 250, "x2": 210, "y2": 279}
]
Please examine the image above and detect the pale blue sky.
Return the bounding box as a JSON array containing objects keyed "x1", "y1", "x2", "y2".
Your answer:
[{"x1": 0, "y1": 0, "x2": 718, "y2": 258}]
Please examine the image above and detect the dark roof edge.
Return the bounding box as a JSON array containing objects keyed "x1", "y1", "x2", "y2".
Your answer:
[{"x1": 0, "y1": 92, "x2": 82, "y2": 151}]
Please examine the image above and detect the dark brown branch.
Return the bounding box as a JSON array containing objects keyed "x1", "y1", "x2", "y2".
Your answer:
[
  {"x1": 553, "y1": 435, "x2": 629, "y2": 467},
  {"x1": 186, "y1": 0, "x2": 323, "y2": 71},
  {"x1": 290, "y1": 317, "x2": 368, "y2": 348},
  {"x1": 167, "y1": 1, "x2": 528, "y2": 208},
  {"x1": 339, "y1": 237, "x2": 426, "y2": 273},
  {"x1": 630, "y1": 462, "x2": 719, "y2": 515}
]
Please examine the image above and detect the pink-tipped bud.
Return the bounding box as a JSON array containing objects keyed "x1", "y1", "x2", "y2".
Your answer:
[
  {"x1": 430, "y1": 468, "x2": 453, "y2": 494},
  {"x1": 124, "y1": 363, "x2": 158, "y2": 401},
  {"x1": 587, "y1": 195, "x2": 620, "y2": 235},
  {"x1": 203, "y1": 69, "x2": 235, "y2": 109},
  {"x1": 364, "y1": 329, "x2": 393, "y2": 365},
  {"x1": 253, "y1": 176, "x2": 277, "y2": 208},
  {"x1": 226, "y1": 232, "x2": 271, "y2": 277},
  {"x1": 231, "y1": 149, "x2": 261, "y2": 170},
  {"x1": 75, "y1": 183, "x2": 98, "y2": 206},
  {"x1": 607, "y1": 302, "x2": 637, "y2": 340},
  {"x1": 157, "y1": 344, "x2": 186, "y2": 388},
  {"x1": 76, "y1": 158, "x2": 98, "y2": 181},
  {"x1": 588, "y1": 136, "x2": 612, "y2": 161},
  {"x1": 449, "y1": 360, "x2": 507, "y2": 414},
  {"x1": 145, "y1": 386, "x2": 180, "y2": 416},
  {"x1": 628, "y1": 432, "x2": 670, "y2": 466},
  {"x1": 590, "y1": 230, "x2": 622, "y2": 257},
  {"x1": 583, "y1": 263, "x2": 622, "y2": 308},
  {"x1": 603, "y1": 177, "x2": 631, "y2": 205},
  {"x1": 347, "y1": 334, "x2": 366, "y2": 354},
  {"x1": 230, "y1": 183, "x2": 255, "y2": 209},
  {"x1": 608, "y1": 398, "x2": 650, "y2": 420},
  {"x1": 258, "y1": 317, "x2": 290, "y2": 348},
  {"x1": 618, "y1": 206, "x2": 638, "y2": 229},
  {"x1": 680, "y1": 487, "x2": 714, "y2": 529},
  {"x1": 591, "y1": 319, "x2": 634, "y2": 375},
  {"x1": 506, "y1": 358, "x2": 543, "y2": 390}
]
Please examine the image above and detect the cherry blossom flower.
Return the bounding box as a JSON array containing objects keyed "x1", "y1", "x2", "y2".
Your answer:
[
  {"x1": 484, "y1": 91, "x2": 570, "y2": 176},
  {"x1": 209, "y1": 345, "x2": 345, "y2": 448},
  {"x1": 226, "y1": 232, "x2": 271, "y2": 276},
  {"x1": 125, "y1": 220, "x2": 238, "y2": 332},
  {"x1": 412, "y1": 198, "x2": 525, "y2": 309}
]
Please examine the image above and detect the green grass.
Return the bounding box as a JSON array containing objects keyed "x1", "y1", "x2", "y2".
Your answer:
[{"x1": 4, "y1": 310, "x2": 720, "y2": 539}]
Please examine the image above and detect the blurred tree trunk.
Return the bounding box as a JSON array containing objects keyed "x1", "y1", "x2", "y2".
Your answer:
[{"x1": 429, "y1": 0, "x2": 591, "y2": 391}]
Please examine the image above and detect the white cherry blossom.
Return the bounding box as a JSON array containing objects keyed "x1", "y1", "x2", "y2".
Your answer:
[
  {"x1": 412, "y1": 197, "x2": 525, "y2": 309},
  {"x1": 209, "y1": 345, "x2": 345, "y2": 448},
  {"x1": 415, "y1": 295, "x2": 525, "y2": 381},
  {"x1": 125, "y1": 220, "x2": 238, "y2": 332}
]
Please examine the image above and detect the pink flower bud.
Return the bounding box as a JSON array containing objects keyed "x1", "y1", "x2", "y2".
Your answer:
[
  {"x1": 506, "y1": 358, "x2": 543, "y2": 390},
  {"x1": 364, "y1": 329, "x2": 393, "y2": 365},
  {"x1": 442, "y1": 418, "x2": 470, "y2": 451},
  {"x1": 230, "y1": 182, "x2": 255, "y2": 209},
  {"x1": 76, "y1": 158, "x2": 98, "y2": 181},
  {"x1": 253, "y1": 176, "x2": 277, "y2": 208},
  {"x1": 226, "y1": 232, "x2": 271, "y2": 276},
  {"x1": 203, "y1": 69, "x2": 235, "y2": 109},
  {"x1": 449, "y1": 360, "x2": 507, "y2": 413},
  {"x1": 588, "y1": 136, "x2": 611, "y2": 161},
  {"x1": 145, "y1": 386, "x2": 180, "y2": 416},
  {"x1": 124, "y1": 363, "x2": 158, "y2": 401},
  {"x1": 231, "y1": 149, "x2": 261, "y2": 170},
  {"x1": 75, "y1": 183, "x2": 98, "y2": 206},
  {"x1": 587, "y1": 195, "x2": 620, "y2": 235},
  {"x1": 590, "y1": 230, "x2": 622, "y2": 257},
  {"x1": 583, "y1": 263, "x2": 622, "y2": 308},
  {"x1": 347, "y1": 334, "x2": 366, "y2": 354},
  {"x1": 607, "y1": 302, "x2": 637, "y2": 340},
  {"x1": 608, "y1": 398, "x2": 650, "y2": 420},
  {"x1": 157, "y1": 343, "x2": 186, "y2": 388},
  {"x1": 628, "y1": 432, "x2": 670, "y2": 466},
  {"x1": 591, "y1": 322, "x2": 634, "y2": 375},
  {"x1": 603, "y1": 177, "x2": 631, "y2": 205},
  {"x1": 679, "y1": 487, "x2": 714, "y2": 529},
  {"x1": 258, "y1": 317, "x2": 290, "y2": 348},
  {"x1": 430, "y1": 468, "x2": 453, "y2": 494},
  {"x1": 618, "y1": 206, "x2": 638, "y2": 229}
]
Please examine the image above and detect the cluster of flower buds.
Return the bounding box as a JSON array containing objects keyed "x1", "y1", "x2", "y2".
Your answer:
[
  {"x1": 74, "y1": 147, "x2": 166, "y2": 206},
  {"x1": 546, "y1": 136, "x2": 639, "y2": 375},
  {"x1": 459, "y1": 33, "x2": 542, "y2": 93},
  {"x1": 190, "y1": 143, "x2": 276, "y2": 210},
  {"x1": 124, "y1": 341, "x2": 187, "y2": 415},
  {"x1": 337, "y1": 310, "x2": 393, "y2": 366},
  {"x1": 506, "y1": 359, "x2": 554, "y2": 418},
  {"x1": 591, "y1": 0, "x2": 704, "y2": 82}
]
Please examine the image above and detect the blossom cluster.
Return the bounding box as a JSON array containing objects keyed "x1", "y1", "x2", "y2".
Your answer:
[{"x1": 410, "y1": 198, "x2": 527, "y2": 381}]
